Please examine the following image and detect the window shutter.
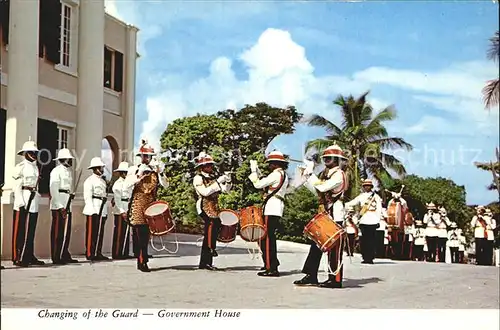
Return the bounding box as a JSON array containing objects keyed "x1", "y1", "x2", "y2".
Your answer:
[
  {"x1": 39, "y1": 0, "x2": 48, "y2": 58},
  {"x1": 0, "y1": 0, "x2": 9, "y2": 45},
  {"x1": 45, "y1": 0, "x2": 61, "y2": 64},
  {"x1": 0, "y1": 108, "x2": 6, "y2": 185},
  {"x1": 113, "y1": 51, "x2": 124, "y2": 92},
  {"x1": 36, "y1": 118, "x2": 58, "y2": 195}
]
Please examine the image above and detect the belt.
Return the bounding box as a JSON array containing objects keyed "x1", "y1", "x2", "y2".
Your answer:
[
  {"x1": 59, "y1": 189, "x2": 70, "y2": 194},
  {"x1": 22, "y1": 186, "x2": 36, "y2": 191},
  {"x1": 92, "y1": 195, "x2": 106, "y2": 200},
  {"x1": 121, "y1": 198, "x2": 129, "y2": 202}
]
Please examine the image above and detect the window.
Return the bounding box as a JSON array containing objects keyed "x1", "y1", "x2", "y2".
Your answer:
[
  {"x1": 57, "y1": 127, "x2": 69, "y2": 151},
  {"x1": 60, "y1": 4, "x2": 72, "y2": 67},
  {"x1": 103, "y1": 46, "x2": 124, "y2": 92}
]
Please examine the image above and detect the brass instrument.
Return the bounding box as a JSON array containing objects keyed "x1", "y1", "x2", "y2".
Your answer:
[{"x1": 360, "y1": 191, "x2": 377, "y2": 217}]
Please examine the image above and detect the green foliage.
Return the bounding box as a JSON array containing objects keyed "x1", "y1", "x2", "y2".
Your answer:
[
  {"x1": 384, "y1": 174, "x2": 475, "y2": 244},
  {"x1": 305, "y1": 91, "x2": 413, "y2": 200},
  {"x1": 277, "y1": 187, "x2": 319, "y2": 243},
  {"x1": 157, "y1": 103, "x2": 302, "y2": 224}
]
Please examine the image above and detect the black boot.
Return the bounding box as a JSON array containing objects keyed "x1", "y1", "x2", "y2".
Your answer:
[
  {"x1": 199, "y1": 264, "x2": 218, "y2": 271},
  {"x1": 258, "y1": 269, "x2": 280, "y2": 277},
  {"x1": 30, "y1": 258, "x2": 45, "y2": 266},
  {"x1": 293, "y1": 274, "x2": 319, "y2": 286},
  {"x1": 318, "y1": 278, "x2": 342, "y2": 289},
  {"x1": 137, "y1": 262, "x2": 151, "y2": 272}
]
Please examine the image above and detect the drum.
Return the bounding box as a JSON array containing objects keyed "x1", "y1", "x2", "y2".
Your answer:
[
  {"x1": 387, "y1": 200, "x2": 405, "y2": 230},
  {"x1": 218, "y1": 210, "x2": 239, "y2": 243},
  {"x1": 303, "y1": 212, "x2": 345, "y2": 252},
  {"x1": 239, "y1": 206, "x2": 266, "y2": 242},
  {"x1": 144, "y1": 201, "x2": 175, "y2": 236}
]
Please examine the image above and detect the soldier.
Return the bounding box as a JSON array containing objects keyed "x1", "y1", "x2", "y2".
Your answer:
[
  {"x1": 413, "y1": 220, "x2": 426, "y2": 261},
  {"x1": 83, "y1": 157, "x2": 110, "y2": 261},
  {"x1": 376, "y1": 210, "x2": 387, "y2": 258},
  {"x1": 343, "y1": 206, "x2": 358, "y2": 257},
  {"x1": 403, "y1": 219, "x2": 415, "y2": 260},
  {"x1": 11, "y1": 138, "x2": 44, "y2": 267},
  {"x1": 249, "y1": 151, "x2": 289, "y2": 277},
  {"x1": 436, "y1": 206, "x2": 451, "y2": 263},
  {"x1": 447, "y1": 222, "x2": 460, "y2": 263},
  {"x1": 193, "y1": 152, "x2": 231, "y2": 270},
  {"x1": 49, "y1": 148, "x2": 78, "y2": 264},
  {"x1": 294, "y1": 144, "x2": 348, "y2": 289},
  {"x1": 471, "y1": 206, "x2": 494, "y2": 266},
  {"x1": 423, "y1": 202, "x2": 438, "y2": 262},
  {"x1": 111, "y1": 161, "x2": 133, "y2": 260},
  {"x1": 457, "y1": 227, "x2": 466, "y2": 263},
  {"x1": 484, "y1": 208, "x2": 496, "y2": 266},
  {"x1": 345, "y1": 179, "x2": 382, "y2": 264}
]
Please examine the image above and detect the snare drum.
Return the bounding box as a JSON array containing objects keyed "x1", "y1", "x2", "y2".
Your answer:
[
  {"x1": 144, "y1": 201, "x2": 175, "y2": 236},
  {"x1": 218, "y1": 209, "x2": 239, "y2": 243},
  {"x1": 239, "y1": 206, "x2": 266, "y2": 242},
  {"x1": 303, "y1": 212, "x2": 345, "y2": 252}
]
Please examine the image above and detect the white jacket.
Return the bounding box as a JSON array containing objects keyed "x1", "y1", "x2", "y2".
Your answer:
[
  {"x1": 112, "y1": 177, "x2": 134, "y2": 215},
  {"x1": 128, "y1": 164, "x2": 169, "y2": 188},
  {"x1": 49, "y1": 164, "x2": 73, "y2": 212},
  {"x1": 307, "y1": 166, "x2": 347, "y2": 222},
  {"x1": 12, "y1": 160, "x2": 40, "y2": 213},
  {"x1": 414, "y1": 227, "x2": 426, "y2": 246},
  {"x1": 447, "y1": 229, "x2": 461, "y2": 248},
  {"x1": 437, "y1": 215, "x2": 451, "y2": 238},
  {"x1": 83, "y1": 174, "x2": 109, "y2": 217},
  {"x1": 249, "y1": 168, "x2": 288, "y2": 217},
  {"x1": 423, "y1": 212, "x2": 440, "y2": 237},
  {"x1": 471, "y1": 215, "x2": 496, "y2": 239},
  {"x1": 193, "y1": 172, "x2": 231, "y2": 215},
  {"x1": 345, "y1": 191, "x2": 382, "y2": 226}
]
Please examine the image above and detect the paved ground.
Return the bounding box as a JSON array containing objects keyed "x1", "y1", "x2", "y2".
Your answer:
[{"x1": 1, "y1": 234, "x2": 499, "y2": 309}]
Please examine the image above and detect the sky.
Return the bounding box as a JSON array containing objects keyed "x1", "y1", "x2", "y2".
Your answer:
[{"x1": 103, "y1": 0, "x2": 500, "y2": 205}]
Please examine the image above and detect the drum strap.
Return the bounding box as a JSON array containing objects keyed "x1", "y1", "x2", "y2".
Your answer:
[{"x1": 262, "y1": 170, "x2": 287, "y2": 211}]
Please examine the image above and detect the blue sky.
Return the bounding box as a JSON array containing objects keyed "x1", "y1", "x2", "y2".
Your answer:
[{"x1": 105, "y1": 0, "x2": 499, "y2": 205}]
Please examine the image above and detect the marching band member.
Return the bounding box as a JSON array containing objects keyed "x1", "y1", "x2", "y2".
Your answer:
[
  {"x1": 111, "y1": 162, "x2": 133, "y2": 260},
  {"x1": 343, "y1": 206, "x2": 358, "y2": 257},
  {"x1": 49, "y1": 148, "x2": 78, "y2": 265},
  {"x1": 413, "y1": 220, "x2": 426, "y2": 261},
  {"x1": 457, "y1": 227, "x2": 466, "y2": 263},
  {"x1": 484, "y1": 208, "x2": 496, "y2": 265},
  {"x1": 83, "y1": 157, "x2": 110, "y2": 261},
  {"x1": 423, "y1": 202, "x2": 438, "y2": 262},
  {"x1": 447, "y1": 222, "x2": 460, "y2": 263},
  {"x1": 193, "y1": 152, "x2": 231, "y2": 271},
  {"x1": 403, "y1": 219, "x2": 415, "y2": 260},
  {"x1": 345, "y1": 179, "x2": 382, "y2": 264},
  {"x1": 129, "y1": 139, "x2": 168, "y2": 258},
  {"x1": 11, "y1": 138, "x2": 44, "y2": 267},
  {"x1": 294, "y1": 144, "x2": 348, "y2": 289},
  {"x1": 436, "y1": 206, "x2": 451, "y2": 263},
  {"x1": 375, "y1": 210, "x2": 386, "y2": 258},
  {"x1": 471, "y1": 206, "x2": 494, "y2": 266},
  {"x1": 249, "y1": 151, "x2": 289, "y2": 277},
  {"x1": 128, "y1": 164, "x2": 160, "y2": 272}
]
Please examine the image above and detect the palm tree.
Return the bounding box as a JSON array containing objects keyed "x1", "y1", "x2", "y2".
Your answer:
[
  {"x1": 474, "y1": 147, "x2": 500, "y2": 198},
  {"x1": 305, "y1": 91, "x2": 413, "y2": 198},
  {"x1": 482, "y1": 31, "x2": 499, "y2": 110}
]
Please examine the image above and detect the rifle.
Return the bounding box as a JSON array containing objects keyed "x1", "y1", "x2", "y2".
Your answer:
[{"x1": 65, "y1": 169, "x2": 83, "y2": 213}]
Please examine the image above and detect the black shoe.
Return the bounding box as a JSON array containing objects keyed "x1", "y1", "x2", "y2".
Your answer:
[
  {"x1": 293, "y1": 275, "x2": 319, "y2": 286},
  {"x1": 318, "y1": 279, "x2": 342, "y2": 289},
  {"x1": 361, "y1": 260, "x2": 374, "y2": 264},
  {"x1": 63, "y1": 258, "x2": 79, "y2": 263},
  {"x1": 16, "y1": 261, "x2": 30, "y2": 267},
  {"x1": 138, "y1": 263, "x2": 151, "y2": 272},
  {"x1": 30, "y1": 258, "x2": 45, "y2": 266},
  {"x1": 258, "y1": 270, "x2": 280, "y2": 277},
  {"x1": 260, "y1": 266, "x2": 266, "y2": 271},
  {"x1": 52, "y1": 260, "x2": 67, "y2": 265},
  {"x1": 199, "y1": 264, "x2": 218, "y2": 271},
  {"x1": 96, "y1": 255, "x2": 110, "y2": 261},
  {"x1": 211, "y1": 249, "x2": 218, "y2": 257}
]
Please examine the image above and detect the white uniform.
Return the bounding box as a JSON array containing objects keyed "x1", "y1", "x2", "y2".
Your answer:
[
  {"x1": 438, "y1": 215, "x2": 451, "y2": 238},
  {"x1": 471, "y1": 215, "x2": 494, "y2": 239},
  {"x1": 414, "y1": 227, "x2": 426, "y2": 246},
  {"x1": 457, "y1": 229, "x2": 466, "y2": 252},
  {"x1": 49, "y1": 164, "x2": 73, "y2": 213},
  {"x1": 307, "y1": 166, "x2": 346, "y2": 221},
  {"x1": 405, "y1": 224, "x2": 415, "y2": 242},
  {"x1": 423, "y1": 212, "x2": 440, "y2": 237},
  {"x1": 345, "y1": 192, "x2": 382, "y2": 226},
  {"x1": 193, "y1": 172, "x2": 231, "y2": 216},
  {"x1": 12, "y1": 160, "x2": 40, "y2": 213},
  {"x1": 447, "y1": 229, "x2": 460, "y2": 248},
  {"x1": 249, "y1": 168, "x2": 288, "y2": 217},
  {"x1": 128, "y1": 164, "x2": 169, "y2": 188},
  {"x1": 112, "y1": 177, "x2": 134, "y2": 215},
  {"x1": 83, "y1": 174, "x2": 109, "y2": 217}
]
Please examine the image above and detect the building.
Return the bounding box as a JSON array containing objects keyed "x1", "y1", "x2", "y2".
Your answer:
[{"x1": 0, "y1": 0, "x2": 138, "y2": 259}]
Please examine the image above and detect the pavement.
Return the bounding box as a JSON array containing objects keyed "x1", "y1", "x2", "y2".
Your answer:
[{"x1": 1, "y1": 234, "x2": 499, "y2": 309}]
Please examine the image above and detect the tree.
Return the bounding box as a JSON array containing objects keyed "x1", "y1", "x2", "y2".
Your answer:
[
  {"x1": 305, "y1": 91, "x2": 413, "y2": 199},
  {"x1": 277, "y1": 187, "x2": 319, "y2": 243},
  {"x1": 384, "y1": 174, "x2": 475, "y2": 243},
  {"x1": 482, "y1": 30, "x2": 499, "y2": 110},
  {"x1": 158, "y1": 104, "x2": 303, "y2": 225},
  {"x1": 474, "y1": 147, "x2": 500, "y2": 198}
]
